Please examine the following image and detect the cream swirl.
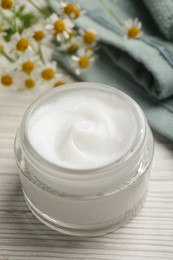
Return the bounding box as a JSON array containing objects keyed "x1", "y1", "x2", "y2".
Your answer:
[{"x1": 27, "y1": 88, "x2": 138, "y2": 170}]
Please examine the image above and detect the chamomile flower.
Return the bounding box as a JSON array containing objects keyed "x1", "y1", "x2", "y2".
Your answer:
[
  {"x1": 52, "y1": 73, "x2": 70, "y2": 88},
  {"x1": 17, "y1": 50, "x2": 41, "y2": 75},
  {"x1": 80, "y1": 28, "x2": 98, "y2": 46},
  {"x1": 40, "y1": 66, "x2": 64, "y2": 90},
  {"x1": 60, "y1": 1, "x2": 83, "y2": 19},
  {"x1": 24, "y1": 78, "x2": 36, "y2": 90},
  {"x1": 0, "y1": 69, "x2": 22, "y2": 90},
  {"x1": 53, "y1": 80, "x2": 65, "y2": 87},
  {"x1": 10, "y1": 30, "x2": 33, "y2": 55},
  {"x1": 0, "y1": 71, "x2": 14, "y2": 88},
  {"x1": 23, "y1": 72, "x2": 39, "y2": 91},
  {"x1": 32, "y1": 24, "x2": 49, "y2": 44},
  {"x1": 71, "y1": 48, "x2": 95, "y2": 75},
  {"x1": 123, "y1": 18, "x2": 142, "y2": 39},
  {"x1": 0, "y1": 0, "x2": 22, "y2": 10},
  {"x1": 0, "y1": 0, "x2": 14, "y2": 9},
  {"x1": 62, "y1": 35, "x2": 83, "y2": 53},
  {"x1": 40, "y1": 61, "x2": 58, "y2": 82},
  {"x1": 45, "y1": 13, "x2": 74, "y2": 42}
]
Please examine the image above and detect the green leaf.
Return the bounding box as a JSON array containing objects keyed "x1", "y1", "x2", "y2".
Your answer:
[
  {"x1": 20, "y1": 13, "x2": 38, "y2": 28},
  {"x1": 18, "y1": 5, "x2": 25, "y2": 13}
]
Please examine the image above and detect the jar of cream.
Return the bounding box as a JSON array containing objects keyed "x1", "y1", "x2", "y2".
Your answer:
[{"x1": 14, "y1": 82, "x2": 154, "y2": 236}]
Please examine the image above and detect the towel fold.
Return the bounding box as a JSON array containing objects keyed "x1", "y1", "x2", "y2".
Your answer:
[
  {"x1": 49, "y1": 0, "x2": 173, "y2": 141},
  {"x1": 143, "y1": 0, "x2": 173, "y2": 40}
]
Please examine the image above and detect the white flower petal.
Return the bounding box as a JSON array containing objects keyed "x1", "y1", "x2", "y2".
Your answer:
[
  {"x1": 11, "y1": 33, "x2": 20, "y2": 42},
  {"x1": 138, "y1": 22, "x2": 142, "y2": 29},
  {"x1": 88, "y1": 28, "x2": 97, "y2": 34},
  {"x1": 75, "y1": 68, "x2": 81, "y2": 75},
  {"x1": 61, "y1": 2, "x2": 66, "y2": 7},
  {"x1": 45, "y1": 24, "x2": 54, "y2": 30},
  {"x1": 56, "y1": 33, "x2": 63, "y2": 42},
  {"x1": 90, "y1": 57, "x2": 95, "y2": 62},
  {"x1": 134, "y1": 18, "x2": 139, "y2": 26},
  {"x1": 50, "y1": 13, "x2": 59, "y2": 22},
  {"x1": 66, "y1": 27, "x2": 71, "y2": 33},
  {"x1": 64, "y1": 31, "x2": 69, "y2": 39},
  {"x1": 23, "y1": 29, "x2": 33, "y2": 38},
  {"x1": 77, "y1": 48, "x2": 85, "y2": 56},
  {"x1": 86, "y1": 50, "x2": 94, "y2": 57},
  {"x1": 72, "y1": 56, "x2": 79, "y2": 61},
  {"x1": 65, "y1": 19, "x2": 74, "y2": 28}
]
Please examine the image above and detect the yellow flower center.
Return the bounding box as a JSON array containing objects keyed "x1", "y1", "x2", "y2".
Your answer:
[
  {"x1": 64, "y1": 3, "x2": 75, "y2": 15},
  {"x1": 54, "y1": 20, "x2": 66, "y2": 34},
  {"x1": 84, "y1": 31, "x2": 96, "y2": 44},
  {"x1": 72, "y1": 8, "x2": 80, "y2": 19},
  {"x1": 68, "y1": 31, "x2": 75, "y2": 38},
  {"x1": 33, "y1": 30, "x2": 45, "y2": 42},
  {"x1": 1, "y1": 75, "x2": 13, "y2": 87},
  {"x1": 22, "y1": 61, "x2": 35, "y2": 74},
  {"x1": 128, "y1": 26, "x2": 140, "y2": 39},
  {"x1": 25, "y1": 78, "x2": 35, "y2": 89},
  {"x1": 79, "y1": 56, "x2": 90, "y2": 69},
  {"x1": 67, "y1": 44, "x2": 78, "y2": 53},
  {"x1": 1, "y1": 0, "x2": 13, "y2": 9},
  {"x1": 16, "y1": 38, "x2": 29, "y2": 52},
  {"x1": 41, "y1": 68, "x2": 55, "y2": 80},
  {"x1": 54, "y1": 81, "x2": 65, "y2": 87}
]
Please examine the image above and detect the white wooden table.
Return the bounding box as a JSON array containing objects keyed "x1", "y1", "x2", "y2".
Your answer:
[{"x1": 0, "y1": 90, "x2": 173, "y2": 260}]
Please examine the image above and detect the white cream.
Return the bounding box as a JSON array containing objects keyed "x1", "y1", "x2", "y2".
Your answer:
[
  {"x1": 27, "y1": 88, "x2": 138, "y2": 169},
  {"x1": 15, "y1": 83, "x2": 154, "y2": 236}
]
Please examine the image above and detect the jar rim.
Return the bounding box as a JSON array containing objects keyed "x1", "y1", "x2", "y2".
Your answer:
[{"x1": 20, "y1": 82, "x2": 147, "y2": 176}]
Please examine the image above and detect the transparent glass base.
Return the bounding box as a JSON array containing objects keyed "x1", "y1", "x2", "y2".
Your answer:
[{"x1": 23, "y1": 189, "x2": 147, "y2": 237}]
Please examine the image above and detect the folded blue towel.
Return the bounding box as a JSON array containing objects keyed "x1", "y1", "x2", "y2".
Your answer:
[
  {"x1": 143, "y1": 0, "x2": 173, "y2": 40},
  {"x1": 49, "y1": 0, "x2": 173, "y2": 141}
]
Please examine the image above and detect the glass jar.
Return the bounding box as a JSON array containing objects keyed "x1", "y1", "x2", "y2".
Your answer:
[{"x1": 14, "y1": 82, "x2": 154, "y2": 236}]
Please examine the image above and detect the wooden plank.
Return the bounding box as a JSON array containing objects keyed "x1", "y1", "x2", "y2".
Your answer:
[{"x1": 0, "y1": 90, "x2": 173, "y2": 259}]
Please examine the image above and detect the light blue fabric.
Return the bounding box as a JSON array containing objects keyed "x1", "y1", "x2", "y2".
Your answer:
[
  {"x1": 49, "y1": 0, "x2": 173, "y2": 141},
  {"x1": 143, "y1": 0, "x2": 173, "y2": 40}
]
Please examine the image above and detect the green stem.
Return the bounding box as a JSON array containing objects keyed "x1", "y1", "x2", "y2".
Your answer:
[
  {"x1": 38, "y1": 45, "x2": 45, "y2": 64},
  {"x1": 1, "y1": 50, "x2": 15, "y2": 62},
  {"x1": 99, "y1": 0, "x2": 123, "y2": 26},
  {"x1": 27, "y1": 0, "x2": 49, "y2": 17}
]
